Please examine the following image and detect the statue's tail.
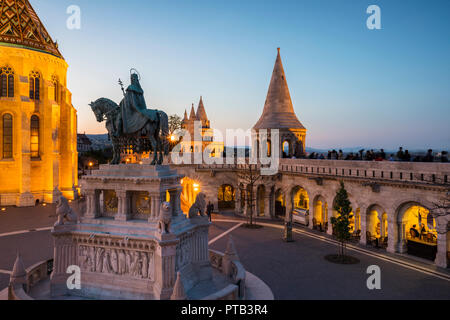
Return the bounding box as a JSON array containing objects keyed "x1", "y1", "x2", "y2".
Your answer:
[{"x1": 159, "y1": 112, "x2": 170, "y2": 155}]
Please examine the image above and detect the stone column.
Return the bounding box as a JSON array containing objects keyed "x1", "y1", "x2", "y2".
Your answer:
[
  {"x1": 326, "y1": 208, "x2": 334, "y2": 236},
  {"x1": 435, "y1": 223, "x2": 448, "y2": 268},
  {"x1": 149, "y1": 192, "x2": 162, "y2": 222},
  {"x1": 264, "y1": 194, "x2": 271, "y2": 218},
  {"x1": 359, "y1": 207, "x2": 367, "y2": 245},
  {"x1": 387, "y1": 215, "x2": 397, "y2": 253},
  {"x1": 285, "y1": 190, "x2": 294, "y2": 215},
  {"x1": 115, "y1": 190, "x2": 130, "y2": 221},
  {"x1": 395, "y1": 222, "x2": 408, "y2": 253},
  {"x1": 236, "y1": 189, "x2": 242, "y2": 214},
  {"x1": 85, "y1": 189, "x2": 100, "y2": 219},
  {"x1": 243, "y1": 186, "x2": 249, "y2": 217},
  {"x1": 169, "y1": 187, "x2": 182, "y2": 217},
  {"x1": 50, "y1": 235, "x2": 77, "y2": 297},
  {"x1": 309, "y1": 203, "x2": 317, "y2": 230},
  {"x1": 153, "y1": 235, "x2": 178, "y2": 300}
]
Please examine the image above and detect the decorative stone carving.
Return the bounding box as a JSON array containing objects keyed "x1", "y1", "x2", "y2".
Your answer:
[
  {"x1": 223, "y1": 236, "x2": 239, "y2": 277},
  {"x1": 188, "y1": 192, "x2": 207, "y2": 218},
  {"x1": 54, "y1": 196, "x2": 79, "y2": 227},
  {"x1": 158, "y1": 202, "x2": 172, "y2": 234},
  {"x1": 10, "y1": 253, "x2": 26, "y2": 285},
  {"x1": 78, "y1": 245, "x2": 154, "y2": 280},
  {"x1": 170, "y1": 272, "x2": 187, "y2": 300}
]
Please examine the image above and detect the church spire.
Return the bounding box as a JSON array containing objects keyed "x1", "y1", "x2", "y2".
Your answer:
[
  {"x1": 183, "y1": 109, "x2": 188, "y2": 121},
  {"x1": 189, "y1": 103, "x2": 197, "y2": 120},
  {"x1": 253, "y1": 48, "x2": 305, "y2": 130},
  {"x1": 196, "y1": 96, "x2": 208, "y2": 122}
]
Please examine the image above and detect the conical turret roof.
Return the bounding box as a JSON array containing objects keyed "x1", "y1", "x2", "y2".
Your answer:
[
  {"x1": 170, "y1": 272, "x2": 187, "y2": 300},
  {"x1": 10, "y1": 252, "x2": 26, "y2": 284},
  {"x1": 253, "y1": 48, "x2": 305, "y2": 130},
  {"x1": 196, "y1": 96, "x2": 208, "y2": 122},
  {"x1": 183, "y1": 109, "x2": 188, "y2": 121},
  {"x1": 0, "y1": 0, "x2": 63, "y2": 59},
  {"x1": 189, "y1": 104, "x2": 197, "y2": 121}
]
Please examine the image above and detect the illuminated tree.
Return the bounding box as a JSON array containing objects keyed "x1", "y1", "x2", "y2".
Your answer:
[{"x1": 331, "y1": 182, "x2": 353, "y2": 260}]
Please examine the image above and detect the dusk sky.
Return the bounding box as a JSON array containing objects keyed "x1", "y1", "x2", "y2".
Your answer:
[{"x1": 31, "y1": 0, "x2": 449, "y2": 150}]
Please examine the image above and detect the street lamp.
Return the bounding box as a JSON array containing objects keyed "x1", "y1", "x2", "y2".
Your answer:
[{"x1": 89, "y1": 161, "x2": 93, "y2": 175}]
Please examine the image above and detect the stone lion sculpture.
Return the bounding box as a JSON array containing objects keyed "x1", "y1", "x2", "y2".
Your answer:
[
  {"x1": 159, "y1": 202, "x2": 172, "y2": 234},
  {"x1": 54, "y1": 195, "x2": 79, "y2": 227},
  {"x1": 188, "y1": 193, "x2": 207, "y2": 219}
]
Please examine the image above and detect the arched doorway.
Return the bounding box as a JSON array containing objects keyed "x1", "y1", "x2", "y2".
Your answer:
[
  {"x1": 218, "y1": 184, "x2": 235, "y2": 210},
  {"x1": 180, "y1": 177, "x2": 201, "y2": 214},
  {"x1": 313, "y1": 195, "x2": 328, "y2": 231},
  {"x1": 292, "y1": 186, "x2": 309, "y2": 210},
  {"x1": 291, "y1": 186, "x2": 309, "y2": 225},
  {"x1": 397, "y1": 204, "x2": 437, "y2": 261},
  {"x1": 282, "y1": 140, "x2": 291, "y2": 158},
  {"x1": 257, "y1": 185, "x2": 266, "y2": 217},
  {"x1": 275, "y1": 189, "x2": 286, "y2": 217},
  {"x1": 366, "y1": 205, "x2": 388, "y2": 249}
]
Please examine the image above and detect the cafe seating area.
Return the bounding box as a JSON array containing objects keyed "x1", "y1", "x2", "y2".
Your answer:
[{"x1": 366, "y1": 231, "x2": 388, "y2": 249}]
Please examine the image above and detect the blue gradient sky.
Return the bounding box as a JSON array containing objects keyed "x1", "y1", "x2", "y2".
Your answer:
[{"x1": 31, "y1": 0, "x2": 449, "y2": 150}]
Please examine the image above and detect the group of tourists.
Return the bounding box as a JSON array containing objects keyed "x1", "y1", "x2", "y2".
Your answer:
[{"x1": 306, "y1": 148, "x2": 448, "y2": 163}]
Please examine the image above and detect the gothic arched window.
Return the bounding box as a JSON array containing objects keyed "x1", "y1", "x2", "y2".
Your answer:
[
  {"x1": 29, "y1": 71, "x2": 40, "y2": 100},
  {"x1": 0, "y1": 67, "x2": 14, "y2": 98},
  {"x1": 30, "y1": 115, "x2": 40, "y2": 158},
  {"x1": 52, "y1": 75, "x2": 59, "y2": 103},
  {"x1": 2, "y1": 114, "x2": 13, "y2": 159}
]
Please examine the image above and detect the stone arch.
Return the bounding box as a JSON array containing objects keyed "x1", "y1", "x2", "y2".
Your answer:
[
  {"x1": 281, "y1": 139, "x2": 291, "y2": 158},
  {"x1": 366, "y1": 204, "x2": 388, "y2": 248},
  {"x1": 180, "y1": 176, "x2": 201, "y2": 214},
  {"x1": 291, "y1": 185, "x2": 310, "y2": 211},
  {"x1": 312, "y1": 194, "x2": 328, "y2": 231},
  {"x1": 392, "y1": 200, "x2": 438, "y2": 258},
  {"x1": 218, "y1": 184, "x2": 236, "y2": 210},
  {"x1": 275, "y1": 188, "x2": 286, "y2": 217}
]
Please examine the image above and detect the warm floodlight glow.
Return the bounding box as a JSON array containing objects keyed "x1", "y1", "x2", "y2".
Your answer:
[{"x1": 170, "y1": 135, "x2": 176, "y2": 142}]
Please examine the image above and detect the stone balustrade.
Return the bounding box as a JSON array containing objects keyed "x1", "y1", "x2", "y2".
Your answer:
[
  {"x1": 2, "y1": 259, "x2": 53, "y2": 300},
  {"x1": 208, "y1": 249, "x2": 246, "y2": 300},
  {"x1": 278, "y1": 159, "x2": 449, "y2": 186},
  {"x1": 172, "y1": 158, "x2": 449, "y2": 187}
]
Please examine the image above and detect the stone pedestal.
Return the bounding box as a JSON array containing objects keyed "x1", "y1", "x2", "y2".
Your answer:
[
  {"x1": 50, "y1": 164, "x2": 215, "y2": 300},
  {"x1": 16, "y1": 192, "x2": 35, "y2": 207}
]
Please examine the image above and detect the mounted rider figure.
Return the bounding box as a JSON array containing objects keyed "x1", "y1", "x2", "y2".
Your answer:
[{"x1": 115, "y1": 70, "x2": 158, "y2": 137}]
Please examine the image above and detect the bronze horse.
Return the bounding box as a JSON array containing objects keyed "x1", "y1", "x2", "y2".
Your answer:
[{"x1": 89, "y1": 98, "x2": 169, "y2": 165}]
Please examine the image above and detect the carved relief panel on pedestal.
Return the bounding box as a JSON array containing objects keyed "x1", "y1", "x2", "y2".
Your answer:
[{"x1": 77, "y1": 244, "x2": 155, "y2": 281}]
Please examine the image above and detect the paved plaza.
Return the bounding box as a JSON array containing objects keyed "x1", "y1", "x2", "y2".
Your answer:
[{"x1": 0, "y1": 205, "x2": 449, "y2": 300}]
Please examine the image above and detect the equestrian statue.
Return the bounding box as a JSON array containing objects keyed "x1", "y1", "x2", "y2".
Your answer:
[{"x1": 89, "y1": 69, "x2": 169, "y2": 165}]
